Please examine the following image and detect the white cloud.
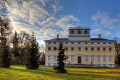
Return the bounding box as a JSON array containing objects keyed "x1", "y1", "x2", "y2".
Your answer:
[
  {"x1": 91, "y1": 10, "x2": 120, "y2": 29},
  {"x1": 5, "y1": 0, "x2": 80, "y2": 46},
  {"x1": 92, "y1": 28, "x2": 111, "y2": 36}
]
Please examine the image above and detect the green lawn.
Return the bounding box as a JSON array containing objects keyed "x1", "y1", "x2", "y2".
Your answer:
[{"x1": 0, "y1": 65, "x2": 120, "y2": 80}]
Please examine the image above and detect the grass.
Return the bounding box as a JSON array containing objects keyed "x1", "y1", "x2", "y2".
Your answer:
[{"x1": 0, "y1": 65, "x2": 120, "y2": 80}]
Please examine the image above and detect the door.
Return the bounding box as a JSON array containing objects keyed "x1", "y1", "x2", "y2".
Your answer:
[{"x1": 78, "y1": 56, "x2": 81, "y2": 63}]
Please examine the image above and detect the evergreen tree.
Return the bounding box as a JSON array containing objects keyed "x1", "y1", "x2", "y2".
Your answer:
[
  {"x1": 0, "y1": 38, "x2": 11, "y2": 67},
  {"x1": 23, "y1": 33, "x2": 40, "y2": 69},
  {"x1": 54, "y1": 42, "x2": 67, "y2": 73}
]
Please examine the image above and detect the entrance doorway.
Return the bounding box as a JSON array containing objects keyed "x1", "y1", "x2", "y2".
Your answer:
[{"x1": 78, "y1": 56, "x2": 81, "y2": 64}]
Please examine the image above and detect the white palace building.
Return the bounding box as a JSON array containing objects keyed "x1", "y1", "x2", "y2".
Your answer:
[{"x1": 44, "y1": 26, "x2": 115, "y2": 67}]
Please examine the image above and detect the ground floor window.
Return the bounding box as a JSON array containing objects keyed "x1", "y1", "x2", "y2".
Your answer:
[
  {"x1": 91, "y1": 56, "x2": 94, "y2": 63},
  {"x1": 109, "y1": 56, "x2": 112, "y2": 63},
  {"x1": 48, "y1": 55, "x2": 51, "y2": 62},
  {"x1": 53, "y1": 56, "x2": 57, "y2": 62},
  {"x1": 65, "y1": 56, "x2": 68, "y2": 62},
  {"x1": 85, "y1": 56, "x2": 88, "y2": 62},
  {"x1": 103, "y1": 56, "x2": 106, "y2": 63},
  {"x1": 97, "y1": 56, "x2": 100, "y2": 62},
  {"x1": 71, "y1": 56, "x2": 74, "y2": 62}
]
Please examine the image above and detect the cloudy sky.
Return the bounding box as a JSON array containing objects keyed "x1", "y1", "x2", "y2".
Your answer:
[{"x1": 5, "y1": 0, "x2": 120, "y2": 46}]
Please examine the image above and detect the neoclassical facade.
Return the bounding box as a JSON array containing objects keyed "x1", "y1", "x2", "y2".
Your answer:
[{"x1": 44, "y1": 26, "x2": 115, "y2": 67}]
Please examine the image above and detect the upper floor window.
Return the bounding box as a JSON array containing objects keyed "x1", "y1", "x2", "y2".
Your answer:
[
  {"x1": 97, "y1": 47, "x2": 100, "y2": 51},
  {"x1": 77, "y1": 30, "x2": 82, "y2": 34},
  {"x1": 109, "y1": 42, "x2": 111, "y2": 44},
  {"x1": 48, "y1": 47, "x2": 51, "y2": 51},
  {"x1": 78, "y1": 42, "x2": 80, "y2": 44},
  {"x1": 85, "y1": 47, "x2": 88, "y2": 51},
  {"x1": 70, "y1": 30, "x2": 74, "y2": 34},
  {"x1": 49, "y1": 42, "x2": 50, "y2": 44},
  {"x1": 98, "y1": 42, "x2": 99, "y2": 44},
  {"x1": 65, "y1": 47, "x2": 68, "y2": 51},
  {"x1": 91, "y1": 42, "x2": 93, "y2": 44},
  {"x1": 66, "y1": 42, "x2": 67, "y2": 44},
  {"x1": 54, "y1": 47, "x2": 56, "y2": 51},
  {"x1": 71, "y1": 47, "x2": 74, "y2": 51},
  {"x1": 78, "y1": 47, "x2": 81, "y2": 51},
  {"x1": 91, "y1": 47, "x2": 94, "y2": 51},
  {"x1": 109, "y1": 47, "x2": 112, "y2": 51},
  {"x1": 85, "y1": 42, "x2": 87, "y2": 44},
  {"x1": 71, "y1": 42, "x2": 74, "y2": 44},
  {"x1": 103, "y1": 42, "x2": 105, "y2": 44},
  {"x1": 103, "y1": 47, "x2": 106, "y2": 51}
]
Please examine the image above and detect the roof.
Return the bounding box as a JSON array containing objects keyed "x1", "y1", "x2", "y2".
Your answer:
[{"x1": 44, "y1": 38, "x2": 114, "y2": 42}]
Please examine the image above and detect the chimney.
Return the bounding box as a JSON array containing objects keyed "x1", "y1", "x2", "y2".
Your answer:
[
  {"x1": 57, "y1": 34, "x2": 59, "y2": 40},
  {"x1": 98, "y1": 34, "x2": 101, "y2": 38}
]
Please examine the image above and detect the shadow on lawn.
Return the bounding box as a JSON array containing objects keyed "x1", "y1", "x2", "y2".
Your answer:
[{"x1": 8, "y1": 66, "x2": 65, "y2": 79}]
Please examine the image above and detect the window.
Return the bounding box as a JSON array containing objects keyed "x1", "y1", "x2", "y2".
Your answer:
[
  {"x1": 48, "y1": 47, "x2": 51, "y2": 51},
  {"x1": 103, "y1": 56, "x2": 106, "y2": 63},
  {"x1": 98, "y1": 42, "x2": 99, "y2": 44},
  {"x1": 71, "y1": 47, "x2": 74, "y2": 51},
  {"x1": 66, "y1": 42, "x2": 67, "y2": 44},
  {"x1": 85, "y1": 56, "x2": 88, "y2": 62},
  {"x1": 103, "y1": 47, "x2": 106, "y2": 51},
  {"x1": 71, "y1": 42, "x2": 74, "y2": 44},
  {"x1": 48, "y1": 56, "x2": 51, "y2": 62},
  {"x1": 91, "y1": 56, "x2": 94, "y2": 62},
  {"x1": 103, "y1": 42, "x2": 105, "y2": 44},
  {"x1": 109, "y1": 42, "x2": 111, "y2": 44},
  {"x1": 53, "y1": 56, "x2": 57, "y2": 62},
  {"x1": 77, "y1": 30, "x2": 81, "y2": 34},
  {"x1": 85, "y1": 30, "x2": 87, "y2": 34},
  {"x1": 97, "y1": 47, "x2": 100, "y2": 51},
  {"x1": 78, "y1": 47, "x2": 81, "y2": 51},
  {"x1": 71, "y1": 56, "x2": 74, "y2": 62},
  {"x1": 91, "y1": 42, "x2": 93, "y2": 44},
  {"x1": 49, "y1": 42, "x2": 50, "y2": 44},
  {"x1": 70, "y1": 30, "x2": 74, "y2": 34},
  {"x1": 65, "y1": 56, "x2": 68, "y2": 62},
  {"x1": 85, "y1": 47, "x2": 88, "y2": 51},
  {"x1": 109, "y1": 47, "x2": 112, "y2": 51},
  {"x1": 97, "y1": 56, "x2": 100, "y2": 62},
  {"x1": 78, "y1": 42, "x2": 80, "y2": 44},
  {"x1": 85, "y1": 42, "x2": 87, "y2": 44},
  {"x1": 91, "y1": 47, "x2": 94, "y2": 51},
  {"x1": 109, "y1": 56, "x2": 112, "y2": 63},
  {"x1": 54, "y1": 47, "x2": 56, "y2": 51},
  {"x1": 54, "y1": 42, "x2": 56, "y2": 44},
  {"x1": 65, "y1": 47, "x2": 68, "y2": 51}
]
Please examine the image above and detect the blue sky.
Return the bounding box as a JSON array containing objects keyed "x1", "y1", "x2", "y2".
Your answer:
[{"x1": 5, "y1": 0, "x2": 120, "y2": 46}]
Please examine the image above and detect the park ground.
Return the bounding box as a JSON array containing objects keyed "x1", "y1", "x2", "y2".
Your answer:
[{"x1": 0, "y1": 65, "x2": 120, "y2": 80}]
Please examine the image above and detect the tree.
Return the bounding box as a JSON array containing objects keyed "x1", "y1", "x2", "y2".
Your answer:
[
  {"x1": 54, "y1": 42, "x2": 67, "y2": 73},
  {"x1": 113, "y1": 37, "x2": 120, "y2": 66},
  {"x1": 0, "y1": 16, "x2": 11, "y2": 67},
  {"x1": 23, "y1": 33, "x2": 40, "y2": 69}
]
